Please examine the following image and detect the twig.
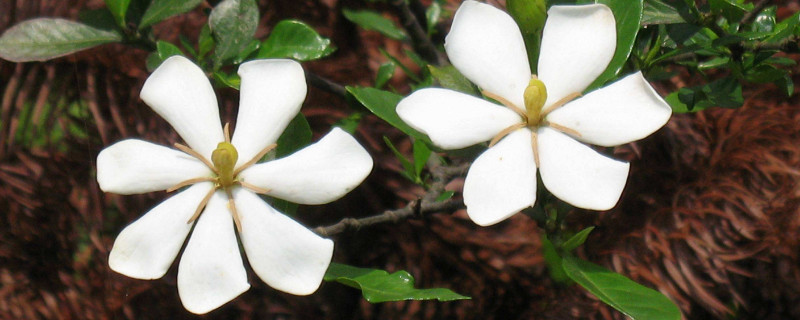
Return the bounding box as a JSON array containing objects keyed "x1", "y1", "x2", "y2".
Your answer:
[
  {"x1": 305, "y1": 70, "x2": 347, "y2": 98},
  {"x1": 390, "y1": 0, "x2": 445, "y2": 66},
  {"x1": 314, "y1": 162, "x2": 469, "y2": 237}
]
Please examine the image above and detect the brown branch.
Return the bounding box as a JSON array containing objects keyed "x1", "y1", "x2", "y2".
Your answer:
[
  {"x1": 314, "y1": 161, "x2": 469, "y2": 237},
  {"x1": 305, "y1": 70, "x2": 347, "y2": 98}
]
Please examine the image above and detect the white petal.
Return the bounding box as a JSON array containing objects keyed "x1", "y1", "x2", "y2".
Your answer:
[
  {"x1": 538, "y1": 4, "x2": 616, "y2": 105},
  {"x1": 545, "y1": 72, "x2": 672, "y2": 147},
  {"x1": 140, "y1": 55, "x2": 224, "y2": 160},
  {"x1": 463, "y1": 129, "x2": 536, "y2": 226},
  {"x1": 231, "y1": 59, "x2": 307, "y2": 168},
  {"x1": 397, "y1": 88, "x2": 523, "y2": 149},
  {"x1": 445, "y1": 0, "x2": 530, "y2": 108},
  {"x1": 239, "y1": 128, "x2": 372, "y2": 205},
  {"x1": 537, "y1": 127, "x2": 629, "y2": 210},
  {"x1": 178, "y1": 191, "x2": 249, "y2": 314},
  {"x1": 235, "y1": 189, "x2": 333, "y2": 295},
  {"x1": 96, "y1": 139, "x2": 212, "y2": 194},
  {"x1": 109, "y1": 182, "x2": 214, "y2": 279}
]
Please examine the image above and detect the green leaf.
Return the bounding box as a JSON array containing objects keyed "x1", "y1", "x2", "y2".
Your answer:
[
  {"x1": 562, "y1": 255, "x2": 681, "y2": 320},
  {"x1": 335, "y1": 112, "x2": 363, "y2": 134},
  {"x1": 428, "y1": 64, "x2": 478, "y2": 95},
  {"x1": 666, "y1": 77, "x2": 743, "y2": 112},
  {"x1": 197, "y1": 24, "x2": 214, "y2": 60},
  {"x1": 79, "y1": 8, "x2": 119, "y2": 31},
  {"x1": 642, "y1": 0, "x2": 685, "y2": 25},
  {"x1": 257, "y1": 20, "x2": 336, "y2": 61},
  {"x1": 749, "y1": 6, "x2": 776, "y2": 33},
  {"x1": 435, "y1": 190, "x2": 455, "y2": 202},
  {"x1": 346, "y1": 86, "x2": 431, "y2": 144},
  {"x1": 412, "y1": 139, "x2": 431, "y2": 178},
  {"x1": 213, "y1": 71, "x2": 241, "y2": 90},
  {"x1": 146, "y1": 40, "x2": 184, "y2": 70},
  {"x1": 587, "y1": 0, "x2": 644, "y2": 90},
  {"x1": 324, "y1": 263, "x2": 470, "y2": 303},
  {"x1": 380, "y1": 49, "x2": 421, "y2": 83},
  {"x1": 384, "y1": 136, "x2": 415, "y2": 182},
  {"x1": 139, "y1": 0, "x2": 203, "y2": 29},
  {"x1": 425, "y1": 1, "x2": 442, "y2": 36},
  {"x1": 342, "y1": 8, "x2": 407, "y2": 40},
  {"x1": 209, "y1": 0, "x2": 259, "y2": 68},
  {"x1": 507, "y1": 0, "x2": 546, "y2": 73},
  {"x1": 561, "y1": 226, "x2": 595, "y2": 251},
  {"x1": 0, "y1": 18, "x2": 121, "y2": 62},
  {"x1": 105, "y1": 0, "x2": 131, "y2": 27},
  {"x1": 709, "y1": 0, "x2": 752, "y2": 22},
  {"x1": 375, "y1": 61, "x2": 396, "y2": 88},
  {"x1": 541, "y1": 235, "x2": 570, "y2": 283}
]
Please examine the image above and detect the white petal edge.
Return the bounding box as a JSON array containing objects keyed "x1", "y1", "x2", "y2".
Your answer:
[
  {"x1": 178, "y1": 191, "x2": 249, "y2": 315},
  {"x1": 397, "y1": 88, "x2": 523, "y2": 150},
  {"x1": 239, "y1": 127, "x2": 373, "y2": 205},
  {"x1": 445, "y1": 0, "x2": 531, "y2": 108},
  {"x1": 463, "y1": 129, "x2": 537, "y2": 226},
  {"x1": 97, "y1": 139, "x2": 212, "y2": 194},
  {"x1": 537, "y1": 127, "x2": 629, "y2": 210},
  {"x1": 140, "y1": 55, "x2": 224, "y2": 160},
  {"x1": 235, "y1": 188, "x2": 333, "y2": 295},
  {"x1": 109, "y1": 182, "x2": 214, "y2": 279},
  {"x1": 231, "y1": 59, "x2": 307, "y2": 168},
  {"x1": 537, "y1": 4, "x2": 616, "y2": 106},
  {"x1": 545, "y1": 72, "x2": 672, "y2": 147}
]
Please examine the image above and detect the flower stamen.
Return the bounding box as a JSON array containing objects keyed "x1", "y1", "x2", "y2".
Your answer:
[
  {"x1": 541, "y1": 92, "x2": 582, "y2": 116},
  {"x1": 188, "y1": 187, "x2": 216, "y2": 224},
  {"x1": 175, "y1": 143, "x2": 218, "y2": 174},
  {"x1": 167, "y1": 177, "x2": 215, "y2": 193},
  {"x1": 240, "y1": 181, "x2": 270, "y2": 194},
  {"x1": 225, "y1": 189, "x2": 242, "y2": 232},
  {"x1": 233, "y1": 143, "x2": 277, "y2": 177},
  {"x1": 531, "y1": 131, "x2": 540, "y2": 167},
  {"x1": 223, "y1": 123, "x2": 231, "y2": 143},
  {"x1": 489, "y1": 122, "x2": 526, "y2": 147},
  {"x1": 481, "y1": 90, "x2": 527, "y2": 122},
  {"x1": 547, "y1": 121, "x2": 582, "y2": 137}
]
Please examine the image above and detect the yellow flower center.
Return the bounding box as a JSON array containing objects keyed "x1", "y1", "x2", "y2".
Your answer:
[
  {"x1": 169, "y1": 123, "x2": 276, "y2": 232},
  {"x1": 523, "y1": 78, "x2": 547, "y2": 127}
]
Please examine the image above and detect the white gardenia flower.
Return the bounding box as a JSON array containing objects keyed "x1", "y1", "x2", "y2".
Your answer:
[
  {"x1": 96, "y1": 56, "x2": 373, "y2": 314},
  {"x1": 397, "y1": 1, "x2": 671, "y2": 226}
]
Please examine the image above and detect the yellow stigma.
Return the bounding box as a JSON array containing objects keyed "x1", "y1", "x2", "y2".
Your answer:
[
  {"x1": 523, "y1": 78, "x2": 547, "y2": 126},
  {"x1": 211, "y1": 142, "x2": 238, "y2": 188}
]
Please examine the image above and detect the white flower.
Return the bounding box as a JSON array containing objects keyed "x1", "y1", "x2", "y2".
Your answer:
[
  {"x1": 96, "y1": 56, "x2": 373, "y2": 314},
  {"x1": 397, "y1": 1, "x2": 671, "y2": 226}
]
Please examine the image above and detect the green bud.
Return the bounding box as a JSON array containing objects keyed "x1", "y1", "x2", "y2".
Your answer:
[
  {"x1": 524, "y1": 78, "x2": 547, "y2": 126},
  {"x1": 212, "y1": 142, "x2": 238, "y2": 187}
]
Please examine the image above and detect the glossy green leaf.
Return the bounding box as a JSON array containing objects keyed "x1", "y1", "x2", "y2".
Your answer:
[
  {"x1": 139, "y1": 0, "x2": 203, "y2": 29},
  {"x1": 507, "y1": 0, "x2": 546, "y2": 73},
  {"x1": 380, "y1": 49, "x2": 421, "y2": 82},
  {"x1": 346, "y1": 86, "x2": 431, "y2": 144},
  {"x1": 428, "y1": 64, "x2": 478, "y2": 95},
  {"x1": 709, "y1": 0, "x2": 751, "y2": 22},
  {"x1": 342, "y1": 8, "x2": 407, "y2": 40},
  {"x1": 749, "y1": 6, "x2": 776, "y2": 33},
  {"x1": 209, "y1": 0, "x2": 259, "y2": 68},
  {"x1": 324, "y1": 263, "x2": 470, "y2": 303},
  {"x1": 641, "y1": 0, "x2": 685, "y2": 25},
  {"x1": 375, "y1": 61, "x2": 396, "y2": 88},
  {"x1": 105, "y1": 0, "x2": 131, "y2": 27},
  {"x1": 765, "y1": 11, "x2": 800, "y2": 43},
  {"x1": 197, "y1": 24, "x2": 214, "y2": 60},
  {"x1": 562, "y1": 226, "x2": 595, "y2": 252},
  {"x1": 0, "y1": 18, "x2": 121, "y2": 62},
  {"x1": 587, "y1": 0, "x2": 644, "y2": 90},
  {"x1": 78, "y1": 8, "x2": 119, "y2": 31},
  {"x1": 212, "y1": 71, "x2": 241, "y2": 90},
  {"x1": 562, "y1": 255, "x2": 681, "y2": 320},
  {"x1": 257, "y1": 20, "x2": 336, "y2": 61}
]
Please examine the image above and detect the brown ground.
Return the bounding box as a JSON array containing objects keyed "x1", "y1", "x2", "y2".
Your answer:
[{"x1": 2, "y1": 0, "x2": 800, "y2": 319}]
